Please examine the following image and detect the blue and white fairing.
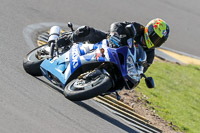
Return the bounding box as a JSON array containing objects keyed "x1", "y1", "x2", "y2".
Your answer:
[
  {"x1": 40, "y1": 39, "x2": 110, "y2": 87},
  {"x1": 40, "y1": 37, "x2": 144, "y2": 89},
  {"x1": 105, "y1": 38, "x2": 145, "y2": 89}
]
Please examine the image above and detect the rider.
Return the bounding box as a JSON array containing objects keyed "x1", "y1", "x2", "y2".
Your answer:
[{"x1": 56, "y1": 18, "x2": 170, "y2": 73}]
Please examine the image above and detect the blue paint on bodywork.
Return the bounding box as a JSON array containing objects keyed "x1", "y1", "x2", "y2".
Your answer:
[
  {"x1": 78, "y1": 43, "x2": 86, "y2": 55},
  {"x1": 93, "y1": 41, "x2": 103, "y2": 49},
  {"x1": 83, "y1": 53, "x2": 94, "y2": 61},
  {"x1": 69, "y1": 45, "x2": 81, "y2": 73},
  {"x1": 40, "y1": 38, "x2": 139, "y2": 90},
  {"x1": 107, "y1": 46, "x2": 130, "y2": 77},
  {"x1": 40, "y1": 59, "x2": 66, "y2": 87}
]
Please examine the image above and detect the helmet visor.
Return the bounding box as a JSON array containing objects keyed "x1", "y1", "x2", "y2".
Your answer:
[{"x1": 148, "y1": 24, "x2": 167, "y2": 48}]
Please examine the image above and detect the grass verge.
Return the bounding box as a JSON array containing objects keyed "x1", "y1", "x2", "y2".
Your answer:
[{"x1": 135, "y1": 61, "x2": 200, "y2": 133}]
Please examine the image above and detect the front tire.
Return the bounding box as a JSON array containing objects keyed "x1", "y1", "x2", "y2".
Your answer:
[
  {"x1": 63, "y1": 69, "x2": 112, "y2": 101},
  {"x1": 23, "y1": 44, "x2": 49, "y2": 76}
]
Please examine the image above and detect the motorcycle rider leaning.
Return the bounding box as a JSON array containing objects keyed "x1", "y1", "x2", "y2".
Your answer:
[{"x1": 56, "y1": 18, "x2": 170, "y2": 73}]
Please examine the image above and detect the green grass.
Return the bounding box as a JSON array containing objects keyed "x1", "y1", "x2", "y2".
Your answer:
[{"x1": 136, "y1": 61, "x2": 200, "y2": 133}]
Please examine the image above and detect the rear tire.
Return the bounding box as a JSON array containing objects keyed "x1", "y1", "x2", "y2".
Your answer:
[
  {"x1": 63, "y1": 69, "x2": 112, "y2": 101},
  {"x1": 23, "y1": 44, "x2": 49, "y2": 76}
]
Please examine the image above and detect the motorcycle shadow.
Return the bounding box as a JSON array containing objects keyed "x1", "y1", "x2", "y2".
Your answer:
[
  {"x1": 35, "y1": 77, "x2": 137, "y2": 133},
  {"x1": 35, "y1": 77, "x2": 63, "y2": 94},
  {"x1": 73, "y1": 100, "x2": 138, "y2": 132}
]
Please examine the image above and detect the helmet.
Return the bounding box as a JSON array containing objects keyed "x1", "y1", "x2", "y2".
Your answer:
[{"x1": 144, "y1": 18, "x2": 170, "y2": 49}]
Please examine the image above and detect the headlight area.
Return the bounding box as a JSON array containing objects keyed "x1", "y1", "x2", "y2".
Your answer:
[{"x1": 126, "y1": 56, "x2": 141, "y2": 82}]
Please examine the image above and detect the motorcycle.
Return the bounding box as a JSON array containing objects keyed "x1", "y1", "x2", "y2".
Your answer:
[{"x1": 23, "y1": 22, "x2": 155, "y2": 101}]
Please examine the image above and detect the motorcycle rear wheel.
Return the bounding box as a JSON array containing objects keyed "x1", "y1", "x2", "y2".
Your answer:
[
  {"x1": 63, "y1": 69, "x2": 112, "y2": 101},
  {"x1": 23, "y1": 44, "x2": 49, "y2": 76}
]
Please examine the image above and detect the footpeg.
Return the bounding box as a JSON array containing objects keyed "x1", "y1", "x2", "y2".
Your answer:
[{"x1": 115, "y1": 92, "x2": 121, "y2": 101}]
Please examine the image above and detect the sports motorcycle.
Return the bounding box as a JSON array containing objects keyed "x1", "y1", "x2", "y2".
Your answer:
[{"x1": 23, "y1": 22, "x2": 155, "y2": 101}]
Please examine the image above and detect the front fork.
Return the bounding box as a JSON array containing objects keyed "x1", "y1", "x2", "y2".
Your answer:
[{"x1": 49, "y1": 42, "x2": 59, "y2": 59}]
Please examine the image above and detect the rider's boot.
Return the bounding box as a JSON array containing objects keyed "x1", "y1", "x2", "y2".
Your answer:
[
  {"x1": 72, "y1": 26, "x2": 107, "y2": 44},
  {"x1": 72, "y1": 26, "x2": 91, "y2": 43},
  {"x1": 56, "y1": 35, "x2": 72, "y2": 47},
  {"x1": 56, "y1": 26, "x2": 90, "y2": 47}
]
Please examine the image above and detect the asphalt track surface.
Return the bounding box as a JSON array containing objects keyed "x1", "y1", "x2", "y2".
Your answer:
[{"x1": 0, "y1": 0, "x2": 200, "y2": 133}]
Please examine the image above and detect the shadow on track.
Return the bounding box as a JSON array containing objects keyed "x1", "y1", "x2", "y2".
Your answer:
[
  {"x1": 35, "y1": 77, "x2": 138, "y2": 133},
  {"x1": 74, "y1": 101, "x2": 138, "y2": 133},
  {"x1": 35, "y1": 77, "x2": 63, "y2": 94}
]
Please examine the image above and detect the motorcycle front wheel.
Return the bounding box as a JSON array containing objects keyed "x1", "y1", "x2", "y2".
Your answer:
[
  {"x1": 63, "y1": 69, "x2": 113, "y2": 101},
  {"x1": 23, "y1": 44, "x2": 50, "y2": 76}
]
